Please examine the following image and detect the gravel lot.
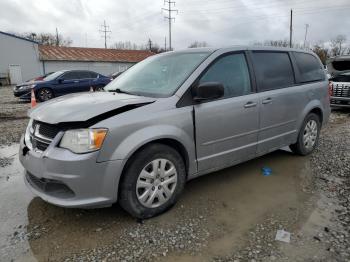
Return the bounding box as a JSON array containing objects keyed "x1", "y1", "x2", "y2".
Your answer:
[
  {"x1": 0, "y1": 85, "x2": 349, "y2": 262},
  {"x1": 0, "y1": 86, "x2": 29, "y2": 146}
]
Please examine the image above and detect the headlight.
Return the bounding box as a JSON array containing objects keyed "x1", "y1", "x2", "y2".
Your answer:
[
  {"x1": 59, "y1": 128, "x2": 108, "y2": 154},
  {"x1": 19, "y1": 84, "x2": 33, "y2": 90}
]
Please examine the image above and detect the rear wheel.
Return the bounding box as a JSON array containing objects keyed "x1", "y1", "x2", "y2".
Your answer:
[
  {"x1": 37, "y1": 88, "x2": 54, "y2": 102},
  {"x1": 290, "y1": 113, "x2": 320, "y2": 155},
  {"x1": 119, "y1": 144, "x2": 186, "y2": 219},
  {"x1": 95, "y1": 86, "x2": 104, "y2": 92}
]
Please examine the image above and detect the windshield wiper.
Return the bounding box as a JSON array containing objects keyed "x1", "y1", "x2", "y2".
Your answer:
[{"x1": 109, "y1": 88, "x2": 137, "y2": 96}]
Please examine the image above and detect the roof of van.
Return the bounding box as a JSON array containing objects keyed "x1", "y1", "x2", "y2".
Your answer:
[{"x1": 174, "y1": 45, "x2": 315, "y2": 54}]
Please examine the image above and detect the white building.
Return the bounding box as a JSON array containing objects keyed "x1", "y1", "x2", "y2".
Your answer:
[
  {"x1": 0, "y1": 31, "x2": 42, "y2": 84},
  {"x1": 0, "y1": 31, "x2": 154, "y2": 85}
]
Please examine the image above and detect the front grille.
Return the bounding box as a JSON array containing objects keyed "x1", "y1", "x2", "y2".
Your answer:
[
  {"x1": 26, "y1": 172, "x2": 75, "y2": 198},
  {"x1": 333, "y1": 83, "x2": 350, "y2": 98},
  {"x1": 37, "y1": 122, "x2": 60, "y2": 139},
  {"x1": 30, "y1": 121, "x2": 61, "y2": 152}
]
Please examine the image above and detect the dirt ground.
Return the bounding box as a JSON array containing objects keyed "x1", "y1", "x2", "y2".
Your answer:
[{"x1": 0, "y1": 86, "x2": 349, "y2": 262}]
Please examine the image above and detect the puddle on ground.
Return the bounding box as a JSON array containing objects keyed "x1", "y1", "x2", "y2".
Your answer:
[
  {"x1": 0, "y1": 144, "x2": 36, "y2": 261},
  {"x1": 0, "y1": 144, "x2": 316, "y2": 262}
]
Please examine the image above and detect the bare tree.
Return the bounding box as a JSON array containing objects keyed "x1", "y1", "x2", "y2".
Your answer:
[
  {"x1": 264, "y1": 39, "x2": 289, "y2": 47},
  {"x1": 19, "y1": 32, "x2": 72, "y2": 46},
  {"x1": 111, "y1": 41, "x2": 139, "y2": 50},
  {"x1": 188, "y1": 41, "x2": 208, "y2": 48},
  {"x1": 330, "y1": 34, "x2": 347, "y2": 56},
  {"x1": 312, "y1": 42, "x2": 329, "y2": 65},
  {"x1": 111, "y1": 40, "x2": 165, "y2": 53}
]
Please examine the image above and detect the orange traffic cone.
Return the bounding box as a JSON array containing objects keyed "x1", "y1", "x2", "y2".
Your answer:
[
  {"x1": 90, "y1": 86, "x2": 94, "y2": 92},
  {"x1": 31, "y1": 88, "x2": 37, "y2": 108}
]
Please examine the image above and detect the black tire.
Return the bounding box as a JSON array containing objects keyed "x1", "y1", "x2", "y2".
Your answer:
[
  {"x1": 119, "y1": 143, "x2": 186, "y2": 219},
  {"x1": 95, "y1": 86, "x2": 104, "y2": 92},
  {"x1": 290, "y1": 113, "x2": 321, "y2": 156},
  {"x1": 37, "y1": 88, "x2": 54, "y2": 102}
]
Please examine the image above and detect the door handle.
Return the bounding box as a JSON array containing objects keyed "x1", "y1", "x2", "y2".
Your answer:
[
  {"x1": 262, "y1": 98, "x2": 272, "y2": 104},
  {"x1": 74, "y1": 80, "x2": 79, "y2": 83},
  {"x1": 244, "y1": 101, "x2": 257, "y2": 108}
]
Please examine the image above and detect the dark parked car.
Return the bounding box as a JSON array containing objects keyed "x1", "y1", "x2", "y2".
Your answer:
[{"x1": 13, "y1": 70, "x2": 111, "y2": 102}]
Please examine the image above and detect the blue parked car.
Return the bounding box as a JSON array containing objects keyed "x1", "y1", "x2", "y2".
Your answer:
[{"x1": 13, "y1": 70, "x2": 112, "y2": 102}]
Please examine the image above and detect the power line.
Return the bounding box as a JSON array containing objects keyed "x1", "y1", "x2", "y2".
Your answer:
[
  {"x1": 162, "y1": 0, "x2": 178, "y2": 51},
  {"x1": 99, "y1": 20, "x2": 111, "y2": 49}
]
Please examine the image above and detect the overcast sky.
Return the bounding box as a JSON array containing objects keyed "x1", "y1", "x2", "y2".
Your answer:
[{"x1": 1, "y1": 0, "x2": 349, "y2": 49}]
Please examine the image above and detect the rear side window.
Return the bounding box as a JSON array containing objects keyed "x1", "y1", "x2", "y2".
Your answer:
[
  {"x1": 89, "y1": 72, "x2": 98, "y2": 78},
  {"x1": 252, "y1": 52, "x2": 294, "y2": 91},
  {"x1": 294, "y1": 52, "x2": 325, "y2": 83},
  {"x1": 79, "y1": 71, "x2": 93, "y2": 79},
  {"x1": 199, "y1": 53, "x2": 251, "y2": 98}
]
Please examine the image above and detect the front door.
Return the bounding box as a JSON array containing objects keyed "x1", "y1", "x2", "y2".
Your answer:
[
  {"x1": 56, "y1": 71, "x2": 85, "y2": 95},
  {"x1": 194, "y1": 53, "x2": 260, "y2": 171}
]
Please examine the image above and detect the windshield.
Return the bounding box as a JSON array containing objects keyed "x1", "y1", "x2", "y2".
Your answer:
[
  {"x1": 43, "y1": 71, "x2": 65, "y2": 81},
  {"x1": 105, "y1": 51, "x2": 211, "y2": 97}
]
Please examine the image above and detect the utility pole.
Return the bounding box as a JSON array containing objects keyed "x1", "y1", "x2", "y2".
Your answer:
[
  {"x1": 148, "y1": 38, "x2": 152, "y2": 51},
  {"x1": 99, "y1": 20, "x2": 111, "y2": 49},
  {"x1": 55, "y1": 28, "x2": 59, "y2": 46},
  {"x1": 304, "y1": 24, "x2": 309, "y2": 49},
  {"x1": 162, "y1": 0, "x2": 178, "y2": 51},
  {"x1": 164, "y1": 36, "x2": 167, "y2": 51},
  {"x1": 289, "y1": 9, "x2": 293, "y2": 48}
]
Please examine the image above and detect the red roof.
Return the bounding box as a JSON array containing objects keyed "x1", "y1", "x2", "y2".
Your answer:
[{"x1": 39, "y1": 45, "x2": 154, "y2": 63}]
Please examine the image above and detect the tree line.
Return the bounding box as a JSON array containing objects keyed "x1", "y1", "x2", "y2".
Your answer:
[{"x1": 8, "y1": 31, "x2": 349, "y2": 63}]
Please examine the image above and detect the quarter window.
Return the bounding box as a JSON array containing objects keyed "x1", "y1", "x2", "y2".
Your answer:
[
  {"x1": 294, "y1": 52, "x2": 325, "y2": 82},
  {"x1": 252, "y1": 52, "x2": 295, "y2": 91},
  {"x1": 198, "y1": 53, "x2": 251, "y2": 98}
]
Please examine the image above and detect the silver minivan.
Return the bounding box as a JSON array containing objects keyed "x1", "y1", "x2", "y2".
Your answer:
[{"x1": 20, "y1": 46, "x2": 331, "y2": 218}]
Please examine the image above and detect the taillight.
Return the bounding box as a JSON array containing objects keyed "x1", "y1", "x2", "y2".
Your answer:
[{"x1": 328, "y1": 81, "x2": 333, "y2": 97}]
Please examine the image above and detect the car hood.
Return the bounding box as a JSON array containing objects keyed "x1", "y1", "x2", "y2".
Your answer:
[
  {"x1": 29, "y1": 92, "x2": 156, "y2": 125},
  {"x1": 16, "y1": 80, "x2": 44, "y2": 88}
]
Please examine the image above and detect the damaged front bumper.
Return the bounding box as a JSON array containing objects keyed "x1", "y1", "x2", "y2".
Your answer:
[{"x1": 19, "y1": 134, "x2": 124, "y2": 208}]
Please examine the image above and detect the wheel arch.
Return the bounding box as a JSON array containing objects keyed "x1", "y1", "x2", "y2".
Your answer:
[{"x1": 299, "y1": 100, "x2": 325, "y2": 131}]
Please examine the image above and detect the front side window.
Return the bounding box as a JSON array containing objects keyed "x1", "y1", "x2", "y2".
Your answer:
[
  {"x1": 105, "y1": 52, "x2": 211, "y2": 97},
  {"x1": 62, "y1": 71, "x2": 80, "y2": 80},
  {"x1": 294, "y1": 52, "x2": 325, "y2": 83},
  {"x1": 252, "y1": 52, "x2": 295, "y2": 91},
  {"x1": 198, "y1": 53, "x2": 251, "y2": 98}
]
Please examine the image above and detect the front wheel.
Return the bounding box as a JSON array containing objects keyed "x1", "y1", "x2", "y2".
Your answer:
[
  {"x1": 119, "y1": 144, "x2": 186, "y2": 219},
  {"x1": 37, "y1": 88, "x2": 54, "y2": 102},
  {"x1": 290, "y1": 113, "x2": 320, "y2": 155}
]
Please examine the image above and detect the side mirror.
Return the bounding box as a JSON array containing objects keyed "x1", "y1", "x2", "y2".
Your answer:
[
  {"x1": 57, "y1": 78, "x2": 64, "y2": 83},
  {"x1": 193, "y1": 82, "x2": 224, "y2": 102}
]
